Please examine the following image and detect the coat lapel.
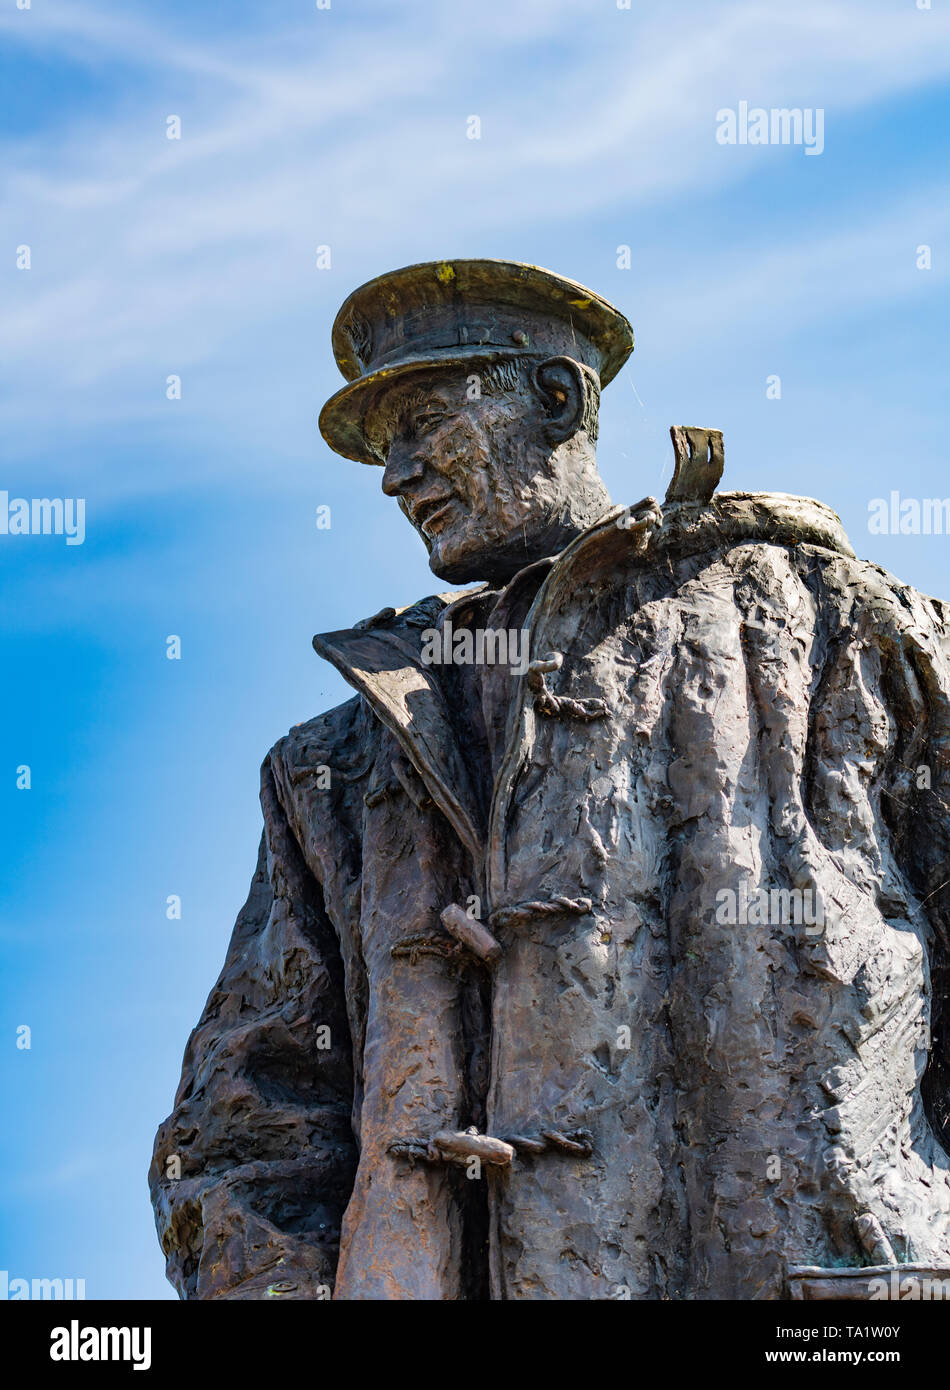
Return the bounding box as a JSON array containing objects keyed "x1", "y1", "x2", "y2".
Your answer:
[{"x1": 312, "y1": 621, "x2": 485, "y2": 868}]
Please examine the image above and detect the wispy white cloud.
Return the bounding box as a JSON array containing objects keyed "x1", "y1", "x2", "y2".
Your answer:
[
  {"x1": 637, "y1": 195, "x2": 950, "y2": 362},
  {"x1": 2, "y1": 0, "x2": 948, "y2": 480}
]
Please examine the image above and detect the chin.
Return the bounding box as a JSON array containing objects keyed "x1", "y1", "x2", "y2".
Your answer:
[
  {"x1": 428, "y1": 545, "x2": 487, "y2": 585},
  {"x1": 424, "y1": 524, "x2": 493, "y2": 584},
  {"x1": 429, "y1": 536, "x2": 543, "y2": 588},
  {"x1": 425, "y1": 512, "x2": 561, "y2": 586}
]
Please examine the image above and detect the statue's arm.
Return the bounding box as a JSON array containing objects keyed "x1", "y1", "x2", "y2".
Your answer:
[
  {"x1": 908, "y1": 665, "x2": 950, "y2": 1153},
  {"x1": 149, "y1": 754, "x2": 357, "y2": 1299}
]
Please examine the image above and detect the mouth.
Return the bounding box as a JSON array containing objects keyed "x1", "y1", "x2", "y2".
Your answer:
[{"x1": 409, "y1": 495, "x2": 455, "y2": 536}]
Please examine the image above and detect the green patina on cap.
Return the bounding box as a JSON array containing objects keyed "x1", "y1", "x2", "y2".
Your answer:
[{"x1": 319, "y1": 258, "x2": 634, "y2": 465}]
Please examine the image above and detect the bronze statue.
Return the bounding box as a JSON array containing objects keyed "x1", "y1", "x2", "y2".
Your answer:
[{"x1": 151, "y1": 259, "x2": 950, "y2": 1300}]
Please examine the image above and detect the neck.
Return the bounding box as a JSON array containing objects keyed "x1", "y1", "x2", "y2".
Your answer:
[
  {"x1": 556, "y1": 453, "x2": 613, "y2": 531},
  {"x1": 479, "y1": 464, "x2": 613, "y2": 584},
  {"x1": 540, "y1": 450, "x2": 613, "y2": 551}
]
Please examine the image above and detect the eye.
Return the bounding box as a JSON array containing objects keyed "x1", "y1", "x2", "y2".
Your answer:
[{"x1": 413, "y1": 410, "x2": 446, "y2": 437}]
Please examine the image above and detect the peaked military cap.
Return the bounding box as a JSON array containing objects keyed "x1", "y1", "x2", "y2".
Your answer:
[{"x1": 318, "y1": 258, "x2": 634, "y2": 465}]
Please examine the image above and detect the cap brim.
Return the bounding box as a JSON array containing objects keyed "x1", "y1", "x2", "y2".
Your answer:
[{"x1": 318, "y1": 346, "x2": 528, "y2": 466}]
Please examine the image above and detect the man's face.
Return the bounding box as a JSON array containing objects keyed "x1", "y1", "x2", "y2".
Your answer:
[{"x1": 373, "y1": 366, "x2": 554, "y2": 584}]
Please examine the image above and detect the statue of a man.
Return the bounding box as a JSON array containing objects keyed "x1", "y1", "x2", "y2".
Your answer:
[{"x1": 151, "y1": 259, "x2": 950, "y2": 1301}]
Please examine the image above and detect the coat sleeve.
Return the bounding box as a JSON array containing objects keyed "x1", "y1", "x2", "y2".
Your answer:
[
  {"x1": 149, "y1": 752, "x2": 357, "y2": 1300},
  {"x1": 898, "y1": 607, "x2": 950, "y2": 1150}
]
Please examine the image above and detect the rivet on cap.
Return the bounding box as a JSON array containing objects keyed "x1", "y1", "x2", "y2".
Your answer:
[{"x1": 512, "y1": 330, "x2": 529, "y2": 346}]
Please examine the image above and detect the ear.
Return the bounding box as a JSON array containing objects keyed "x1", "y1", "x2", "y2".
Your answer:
[{"x1": 530, "y1": 356, "x2": 590, "y2": 446}]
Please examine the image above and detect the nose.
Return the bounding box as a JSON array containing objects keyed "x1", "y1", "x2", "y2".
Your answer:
[{"x1": 381, "y1": 439, "x2": 425, "y2": 497}]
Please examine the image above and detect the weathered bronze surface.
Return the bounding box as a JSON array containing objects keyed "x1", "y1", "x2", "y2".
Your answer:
[{"x1": 151, "y1": 259, "x2": 950, "y2": 1300}]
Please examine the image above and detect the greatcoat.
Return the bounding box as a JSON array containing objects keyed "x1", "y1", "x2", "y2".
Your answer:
[{"x1": 151, "y1": 489, "x2": 950, "y2": 1300}]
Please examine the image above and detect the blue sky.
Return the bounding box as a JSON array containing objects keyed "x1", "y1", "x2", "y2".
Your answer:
[{"x1": 1, "y1": 0, "x2": 948, "y2": 1299}]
